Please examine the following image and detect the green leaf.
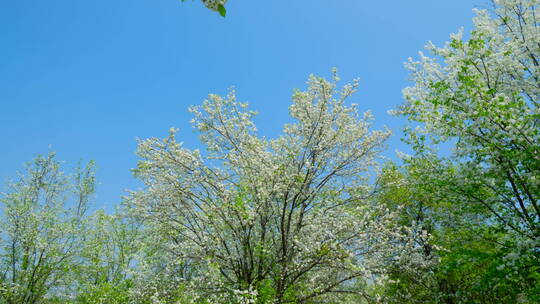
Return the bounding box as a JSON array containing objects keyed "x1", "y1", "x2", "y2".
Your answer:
[{"x1": 217, "y1": 4, "x2": 226, "y2": 17}]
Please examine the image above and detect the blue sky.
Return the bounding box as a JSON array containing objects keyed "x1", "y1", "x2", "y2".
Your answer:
[{"x1": 0, "y1": 0, "x2": 478, "y2": 210}]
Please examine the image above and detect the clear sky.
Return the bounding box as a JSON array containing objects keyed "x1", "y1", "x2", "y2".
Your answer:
[{"x1": 1, "y1": 0, "x2": 479, "y2": 210}]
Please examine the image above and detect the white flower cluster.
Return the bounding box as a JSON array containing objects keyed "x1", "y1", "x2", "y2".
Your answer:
[{"x1": 201, "y1": 0, "x2": 227, "y2": 11}]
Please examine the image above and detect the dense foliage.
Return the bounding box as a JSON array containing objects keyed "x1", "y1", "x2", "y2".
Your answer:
[
  {"x1": 390, "y1": 0, "x2": 540, "y2": 301},
  {"x1": 1, "y1": 0, "x2": 539, "y2": 303}
]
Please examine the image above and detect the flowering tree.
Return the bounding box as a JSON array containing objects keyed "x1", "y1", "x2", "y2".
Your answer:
[
  {"x1": 396, "y1": 0, "x2": 540, "y2": 301},
  {"x1": 401, "y1": 0, "x2": 540, "y2": 240},
  {"x1": 0, "y1": 153, "x2": 95, "y2": 304},
  {"x1": 129, "y1": 72, "x2": 421, "y2": 303}
]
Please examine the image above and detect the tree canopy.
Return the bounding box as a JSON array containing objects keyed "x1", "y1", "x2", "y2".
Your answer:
[{"x1": 1, "y1": 0, "x2": 539, "y2": 303}]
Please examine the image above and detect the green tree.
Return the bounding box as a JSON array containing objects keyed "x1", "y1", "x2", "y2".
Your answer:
[
  {"x1": 71, "y1": 210, "x2": 140, "y2": 304},
  {"x1": 400, "y1": 0, "x2": 540, "y2": 241},
  {"x1": 376, "y1": 161, "x2": 522, "y2": 303},
  {"x1": 393, "y1": 0, "x2": 540, "y2": 301},
  {"x1": 0, "y1": 153, "x2": 95, "y2": 304}
]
